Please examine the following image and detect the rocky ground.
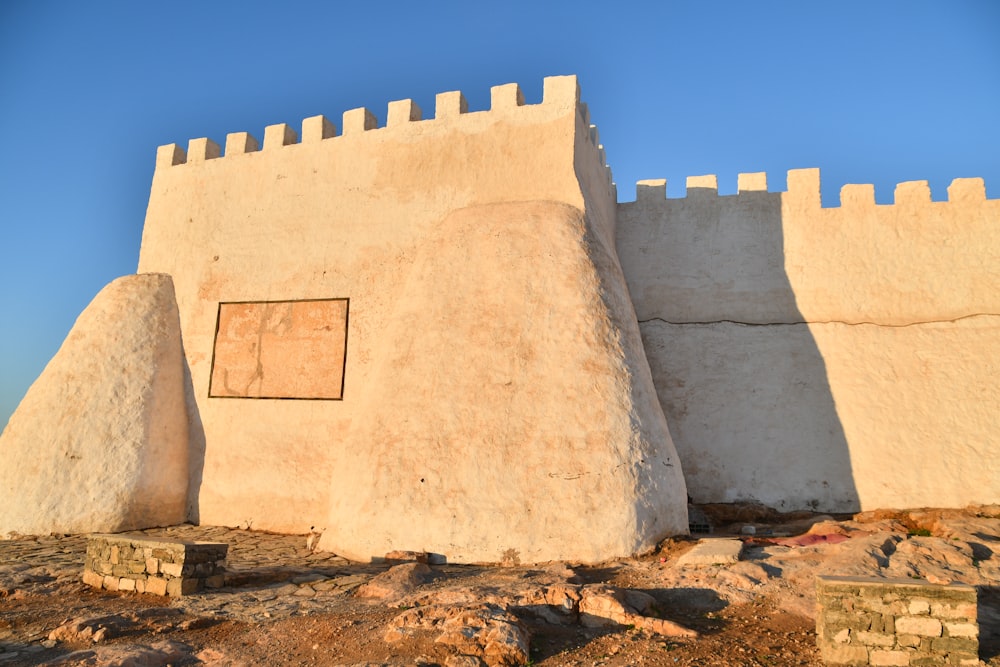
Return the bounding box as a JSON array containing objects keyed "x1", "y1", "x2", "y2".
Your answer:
[{"x1": 1, "y1": 505, "x2": 998, "y2": 666}]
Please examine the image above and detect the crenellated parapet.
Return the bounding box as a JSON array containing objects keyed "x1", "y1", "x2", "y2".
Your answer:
[
  {"x1": 618, "y1": 167, "x2": 999, "y2": 326},
  {"x1": 153, "y1": 76, "x2": 608, "y2": 177},
  {"x1": 629, "y1": 167, "x2": 993, "y2": 209},
  {"x1": 152, "y1": 76, "x2": 616, "y2": 206}
]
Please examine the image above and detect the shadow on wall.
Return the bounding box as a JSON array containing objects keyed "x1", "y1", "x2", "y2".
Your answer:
[
  {"x1": 181, "y1": 347, "x2": 206, "y2": 524},
  {"x1": 616, "y1": 181, "x2": 860, "y2": 513}
]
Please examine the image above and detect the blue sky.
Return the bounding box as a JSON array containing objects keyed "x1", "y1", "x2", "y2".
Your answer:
[{"x1": 1, "y1": 1, "x2": 998, "y2": 428}]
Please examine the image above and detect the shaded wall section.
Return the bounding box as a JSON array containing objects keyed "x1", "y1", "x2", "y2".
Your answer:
[{"x1": 617, "y1": 170, "x2": 1000, "y2": 512}]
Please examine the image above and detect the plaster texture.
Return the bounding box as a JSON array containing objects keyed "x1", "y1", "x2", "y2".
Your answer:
[
  {"x1": 321, "y1": 200, "x2": 685, "y2": 563},
  {"x1": 137, "y1": 75, "x2": 688, "y2": 562},
  {"x1": 617, "y1": 171, "x2": 1000, "y2": 512},
  {"x1": 208, "y1": 299, "x2": 348, "y2": 400},
  {"x1": 0, "y1": 274, "x2": 189, "y2": 535}
]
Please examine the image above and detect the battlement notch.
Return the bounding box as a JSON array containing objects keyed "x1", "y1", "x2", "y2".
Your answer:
[
  {"x1": 435, "y1": 91, "x2": 468, "y2": 118},
  {"x1": 387, "y1": 99, "x2": 421, "y2": 126},
  {"x1": 225, "y1": 132, "x2": 259, "y2": 155},
  {"x1": 737, "y1": 172, "x2": 767, "y2": 192},
  {"x1": 635, "y1": 179, "x2": 667, "y2": 203},
  {"x1": 187, "y1": 137, "x2": 220, "y2": 163},
  {"x1": 342, "y1": 107, "x2": 378, "y2": 134},
  {"x1": 302, "y1": 115, "x2": 336, "y2": 143}
]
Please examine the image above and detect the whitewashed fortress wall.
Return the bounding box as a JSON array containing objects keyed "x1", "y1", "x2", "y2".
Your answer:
[
  {"x1": 136, "y1": 76, "x2": 688, "y2": 563},
  {"x1": 3, "y1": 75, "x2": 996, "y2": 553},
  {"x1": 617, "y1": 171, "x2": 1000, "y2": 512}
]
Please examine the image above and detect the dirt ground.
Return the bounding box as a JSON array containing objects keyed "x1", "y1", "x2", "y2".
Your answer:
[{"x1": 1, "y1": 505, "x2": 998, "y2": 666}]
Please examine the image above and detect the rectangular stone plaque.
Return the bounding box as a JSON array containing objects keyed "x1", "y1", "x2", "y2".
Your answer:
[{"x1": 208, "y1": 299, "x2": 348, "y2": 400}]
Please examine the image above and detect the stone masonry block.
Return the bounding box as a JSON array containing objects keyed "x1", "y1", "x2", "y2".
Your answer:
[
  {"x1": 869, "y1": 650, "x2": 910, "y2": 666},
  {"x1": 932, "y1": 602, "x2": 978, "y2": 619},
  {"x1": 823, "y1": 609, "x2": 868, "y2": 631},
  {"x1": 895, "y1": 616, "x2": 942, "y2": 637},
  {"x1": 145, "y1": 576, "x2": 168, "y2": 596},
  {"x1": 930, "y1": 636, "x2": 977, "y2": 654},
  {"x1": 194, "y1": 562, "x2": 215, "y2": 576},
  {"x1": 856, "y1": 631, "x2": 896, "y2": 647},
  {"x1": 944, "y1": 622, "x2": 978, "y2": 638},
  {"x1": 876, "y1": 613, "x2": 895, "y2": 634},
  {"x1": 159, "y1": 561, "x2": 183, "y2": 578},
  {"x1": 82, "y1": 569, "x2": 103, "y2": 589},
  {"x1": 166, "y1": 577, "x2": 200, "y2": 597},
  {"x1": 820, "y1": 643, "x2": 869, "y2": 665}
]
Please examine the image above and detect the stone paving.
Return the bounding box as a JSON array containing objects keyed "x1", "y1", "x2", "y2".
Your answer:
[{"x1": 0, "y1": 524, "x2": 391, "y2": 623}]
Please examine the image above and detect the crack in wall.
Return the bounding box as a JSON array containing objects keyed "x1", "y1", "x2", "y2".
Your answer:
[{"x1": 638, "y1": 312, "x2": 998, "y2": 328}]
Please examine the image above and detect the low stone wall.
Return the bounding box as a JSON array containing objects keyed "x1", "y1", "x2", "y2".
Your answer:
[
  {"x1": 82, "y1": 534, "x2": 228, "y2": 596},
  {"x1": 816, "y1": 575, "x2": 979, "y2": 666}
]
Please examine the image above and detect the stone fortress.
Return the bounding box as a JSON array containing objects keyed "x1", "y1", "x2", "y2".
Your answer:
[{"x1": 1, "y1": 76, "x2": 997, "y2": 564}]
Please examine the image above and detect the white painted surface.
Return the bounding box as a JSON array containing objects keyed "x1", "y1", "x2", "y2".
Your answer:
[{"x1": 0, "y1": 274, "x2": 189, "y2": 535}]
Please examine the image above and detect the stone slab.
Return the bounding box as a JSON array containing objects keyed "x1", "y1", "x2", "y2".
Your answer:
[{"x1": 675, "y1": 538, "x2": 743, "y2": 566}]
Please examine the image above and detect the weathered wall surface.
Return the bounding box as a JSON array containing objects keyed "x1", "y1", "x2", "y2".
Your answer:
[
  {"x1": 0, "y1": 274, "x2": 189, "y2": 535},
  {"x1": 138, "y1": 76, "x2": 688, "y2": 562},
  {"x1": 617, "y1": 171, "x2": 999, "y2": 512},
  {"x1": 322, "y1": 200, "x2": 686, "y2": 563}
]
